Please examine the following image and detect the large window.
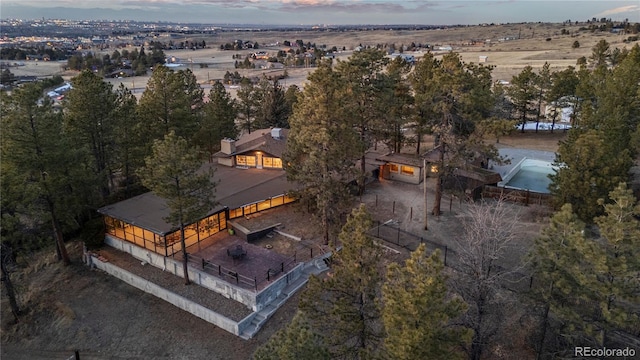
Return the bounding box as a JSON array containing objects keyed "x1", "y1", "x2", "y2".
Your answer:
[
  {"x1": 401, "y1": 165, "x2": 415, "y2": 176},
  {"x1": 104, "y1": 211, "x2": 227, "y2": 257},
  {"x1": 228, "y1": 194, "x2": 297, "y2": 219},
  {"x1": 236, "y1": 155, "x2": 256, "y2": 167},
  {"x1": 263, "y1": 157, "x2": 283, "y2": 169}
]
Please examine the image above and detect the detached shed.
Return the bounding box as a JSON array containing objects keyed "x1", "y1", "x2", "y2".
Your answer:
[{"x1": 375, "y1": 153, "x2": 425, "y2": 184}]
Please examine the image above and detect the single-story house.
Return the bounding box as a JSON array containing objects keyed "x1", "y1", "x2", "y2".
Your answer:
[
  {"x1": 215, "y1": 128, "x2": 288, "y2": 170},
  {"x1": 373, "y1": 152, "x2": 426, "y2": 185},
  {"x1": 97, "y1": 160, "x2": 299, "y2": 257}
]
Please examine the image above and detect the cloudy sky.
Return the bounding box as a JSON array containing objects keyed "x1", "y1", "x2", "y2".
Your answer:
[{"x1": 1, "y1": 0, "x2": 639, "y2": 25}]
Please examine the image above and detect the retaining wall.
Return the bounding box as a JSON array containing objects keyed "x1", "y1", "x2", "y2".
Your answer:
[{"x1": 90, "y1": 255, "x2": 244, "y2": 336}]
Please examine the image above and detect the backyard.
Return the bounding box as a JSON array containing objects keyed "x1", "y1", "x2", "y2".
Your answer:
[{"x1": 0, "y1": 130, "x2": 564, "y2": 359}]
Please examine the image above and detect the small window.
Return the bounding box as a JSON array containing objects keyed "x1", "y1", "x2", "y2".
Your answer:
[
  {"x1": 401, "y1": 165, "x2": 414, "y2": 175},
  {"x1": 389, "y1": 164, "x2": 399, "y2": 173}
]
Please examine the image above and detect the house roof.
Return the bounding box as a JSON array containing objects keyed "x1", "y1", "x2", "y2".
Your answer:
[
  {"x1": 214, "y1": 128, "x2": 289, "y2": 158},
  {"x1": 97, "y1": 192, "x2": 226, "y2": 235},
  {"x1": 375, "y1": 152, "x2": 424, "y2": 168},
  {"x1": 97, "y1": 164, "x2": 300, "y2": 235}
]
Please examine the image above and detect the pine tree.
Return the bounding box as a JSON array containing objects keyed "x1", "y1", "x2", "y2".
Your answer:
[
  {"x1": 252, "y1": 312, "x2": 329, "y2": 360},
  {"x1": 137, "y1": 65, "x2": 203, "y2": 146},
  {"x1": 283, "y1": 60, "x2": 360, "y2": 244},
  {"x1": 113, "y1": 83, "x2": 144, "y2": 197},
  {"x1": 137, "y1": 131, "x2": 216, "y2": 284},
  {"x1": 382, "y1": 243, "x2": 469, "y2": 360},
  {"x1": 550, "y1": 130, "x2": 630, "y2": 223},
  {"x1": 508, "y1": 65, "x2": 539, "y2": 132},
  {"x1": 254, "y1": 77, "x2": 290, "y2": 129},
  {"x1": 236, "y1": 81, "x2": 258, "y2": 134},
  {"x1": 299, "y1": 204, "x2": 385, "y2": 359},
  {"x1": 528, "y1": 204, "x2": 601, "y2": 357},
  {"x1": 194, "y1": 81, "x2": 238, "y2": 161},
  {"x1": 1, "y1": 83, "x2": 95, "y2": 265},
  {"x1": 334, "y1": 48, "x2": 390, "y2": 195},
  {"x1": 593, "y1": 183, "x2": 640, "y2": 341}
]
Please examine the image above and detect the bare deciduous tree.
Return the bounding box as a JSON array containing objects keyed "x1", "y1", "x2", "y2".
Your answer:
[{"x1": 450, "y1": 198, "x2": 524, "y2": 360}]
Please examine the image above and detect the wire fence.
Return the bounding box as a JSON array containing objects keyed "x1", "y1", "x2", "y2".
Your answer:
[{"x1": 368, "y1": 220, "x2": 534, "y2": 293}]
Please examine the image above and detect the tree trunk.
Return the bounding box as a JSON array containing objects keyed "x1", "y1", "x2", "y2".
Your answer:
[
  {"x1": 51, "y1": 211, "x2": 70, "y2": 265},
  {"x1": 322, "y1": 205, "x2": 329, "y2": 246},
  {"x1": 536, "y1": 303, "x2": 551, "y2": 360},
  {"x1": 0, "y1": 248, "x2": 21, "y2": 322},
  {"x1": 180, "y1": 223, "x2": 191, "y2": 285}
]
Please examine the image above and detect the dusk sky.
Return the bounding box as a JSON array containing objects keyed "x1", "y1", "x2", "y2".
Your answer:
[{"x1": 1, "y1": 1, "x2": 639, "y2": 26}]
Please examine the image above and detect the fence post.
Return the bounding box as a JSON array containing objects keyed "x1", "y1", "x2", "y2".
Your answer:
[
  {"x1": 525, "y1": 189, "x2": 530, "y2": 206},
  {"x1": 218, "y1": 265, "x2": 221, "y2": 276},
  {"x1": 420, "y1": 236, "x2": 423, "y2": 244},
  {"x1": 75, "y1": 350, "x2": 80, "y2": 360},
  {"x1": 267, "y1": 270, "x2": 270, "y2": 281},
  {"x1": 281, "y1": 262, "x2": 284, "y2": 273},
  {"x1": 235, "y1": 272, "x2": 239, "y2": 284},
  {"x1": 255, "y1": 277, "x2": 258, "y2": 291},
  {"x1": 444, "y1": 246, "x2": 448, "y2": 266},
  {"x1": 397, "y1": 226, "x2": 400, "y2": 245},
  {"x1": 529, "y1": 276, "x2": 534, "y2": 289},
  {"x1": 377, "y1": 221, "x2": 380, "y2": 237},
  {"x1": 375, "y1": 194, "x2": 378, "y2": 207},
  {"x1": 410, "y1": 207, "x2": 413, "y2": 221},
  {"x1": 392, "y1": 201, "x2": 395, "y2": 214},
  {"x1": 202, "y1": 258, "x2": 205, "y2": 269},
  {"x1": 310, "y1": 247, "x2": 313, "y2": 259}
]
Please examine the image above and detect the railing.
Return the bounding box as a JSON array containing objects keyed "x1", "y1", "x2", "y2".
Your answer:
[{"x1": 186, "y1": 251, "x2": 304, "y2": 291}]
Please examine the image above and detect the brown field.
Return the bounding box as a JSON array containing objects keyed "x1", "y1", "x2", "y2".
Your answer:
[{"x1": 9, "y1": 23, "x2": 639, "y2": 95}]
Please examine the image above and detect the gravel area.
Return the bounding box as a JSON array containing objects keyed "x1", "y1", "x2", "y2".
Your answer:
[{"x1": 96, "y1": 247, "x2": 252, "y2": 322}]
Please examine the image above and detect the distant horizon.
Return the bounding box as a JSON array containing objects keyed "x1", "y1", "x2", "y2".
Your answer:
[{"x1": 2, "y1": 1, "x2": 639, "y2": 27}]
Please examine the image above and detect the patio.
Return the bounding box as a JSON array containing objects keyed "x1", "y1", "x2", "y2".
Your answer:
[{"x1": 182, "y1": 230, "x2": 295, "y2": 291}]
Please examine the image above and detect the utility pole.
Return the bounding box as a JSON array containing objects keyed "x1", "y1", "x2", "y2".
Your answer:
[{"x1": 423, "y1": 158, "x2": 428, "y2": 231}]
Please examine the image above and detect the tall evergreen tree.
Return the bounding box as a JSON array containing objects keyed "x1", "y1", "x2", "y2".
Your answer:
[
  {"x1": 254, "y1": 77, "x2": 290, "y2": 129},
  {"x1": 528, "y1": 204, "x2": 601, "y2": 358},
  {"x1": 64, "y1": 70, "x2": 117, "y2": 201},
  {"x1": 593, "y1": 183, "x2": 640, "y2": 342},
  {"x1": 335, "y1": 48, "x2": 390, "y2": 194},
  {"x1": 550, "y1": 130, "x2": 630, "y2": 223},
  {"x1": 1, "y1": 84, "x2": 95, "y2": 265},
  {"x1": 113, "y1": 83, "x2": 143, "y2": 197},
  {"x1": 508, "y1": 65, "x2": 539, "y2": 132},
  {"x1": 283, "y1": 60, "x2": 360, "y2": 244},
  {"x1": 194, "y1": 81, "x2": 238, "y2": 161},
  {"x1": 299, "y1": 204, "x2": 385, "y2": 359},
  {"x1": 137, "y1": 65, "x2": 203, "y2": 146},
  {"x1": 237, "y1": 81, "x2": 258, "y2": 134},
  {"x1": 137, "y1": 131, "x2": 216, "y2": 285},
  {"x1": 382, "y1": 243, "x2": 469, "y2": 360}
]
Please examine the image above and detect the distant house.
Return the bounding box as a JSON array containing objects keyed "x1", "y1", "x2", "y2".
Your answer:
[
  {"x1": 215, "y1": 128, "x2": 288, "y2": 170},
  {"x1": 479, "y1": 55, "x2": 488, "y2": 63}
]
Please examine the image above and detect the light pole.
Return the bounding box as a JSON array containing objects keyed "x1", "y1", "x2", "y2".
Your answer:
[{"x1": 423, "y1": 158, "x2": 428, "y2": 231}]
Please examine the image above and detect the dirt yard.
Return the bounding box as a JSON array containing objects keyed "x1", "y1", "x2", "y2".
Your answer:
[{"x1": 0, "y1": 130, "x2": 562, "y2": 360}]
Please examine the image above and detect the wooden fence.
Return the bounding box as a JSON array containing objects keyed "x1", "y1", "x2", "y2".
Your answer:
[{"x1": 482, "y1": 185, "x2": 554, "y2": 206}]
